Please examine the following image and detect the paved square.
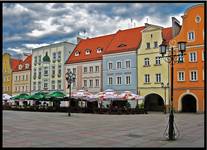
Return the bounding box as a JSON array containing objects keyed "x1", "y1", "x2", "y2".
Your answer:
[{"x1": 3, "y1": 110, "x2": 204, "y2": 147}]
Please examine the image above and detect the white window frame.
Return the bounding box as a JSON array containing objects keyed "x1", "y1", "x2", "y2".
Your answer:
[
  {"x1": 108, "y1": 77, "x2": 113, "y2": 85},
  {"x1": 190, "y1": 70, "x2": 198, "y2": 81},
  {"x1": 146, "y1": 42, "x2": 150, "y2": 49},
  {"x1": 57, "y1": 80, "x2": 61, "y2": 89},
  {"x1": 75, "y1": 51, "x2": 80, "y2": 56},
  {"x1": 116, "y1": 76, "x2": 122, "y2": 85},
  {"x1": 155, "y1": 73, "x2": 161, "y2": 83},
  {"x1": 144, "y1": 58, "x2": 150, "y2": 66},
  {"x1": 177, "y1": 71, "x2": 185, "y2": 81},
  {"x1": 116, "y1": 61, "x2": 122, "y2": 69},
  {"x1": 144, "y1": 74, "x2": 150, "y2": 83},
  {"x1": 95, "y1": 79, "x2": 100, "y2": 87},
  {"x1": 154, "y1": 41, "x2": 158, "y2": 48},
  {"x1": 125, "y1": 75, "x2": 131, "y2": 85},
  {"x1": 155, "y1": 57, "x2": 161, "y2": 65},
  {"x1": 85, "y1": 49, "x2": 91, "y2": 55},
  {"x1": 188, "y1": 31, "x2": 195, "y2": 41},
  {"x1": 189, "y1": 51, "x2": 197, "y2": 62},
  {"x1": 95, "y1": 66, "x2": 99, "y2": 72},
  {"x1": 97, "y1": 48, "x2": 102, "y2": 53},
  {"x1": 89, "y1": 66, "x2": 93, "y2": 73},
  {"x1": 108, "y1": 62, "x2": 113, "y2": 70},
  {"x1": 125, "y1": 60, "x2": 131, "y2": 69},
  {"x1": 89, "y1": 79, "x2": 93, "y2": 88},
  {"x1": 84, "y1": 80, "x2": 87, "y2": 87},
  {"x1": 83, "y1": 67, "x2": 88, "y2": 73}
]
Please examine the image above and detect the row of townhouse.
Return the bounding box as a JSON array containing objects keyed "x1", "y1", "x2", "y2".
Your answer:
[{"x1": 3, "y1": 4, "x2": 204, "y2": 113}]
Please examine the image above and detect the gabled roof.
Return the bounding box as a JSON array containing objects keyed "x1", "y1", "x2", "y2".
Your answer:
[
  {"x1": 11, "y1": 59, "x2": 22, "y2": 71},
  {"x1": 65, "y1": 34, "x2": 115, "y2": 64},
  {"x1": 12, "y1": 55, "x2": 32, "y2": 72},
  {"x1": 162, "y1": 27, "x2": 173, "y2": 44},
  {"x1": 103, "y1": 26, "x2": 145, "y2": 55}
]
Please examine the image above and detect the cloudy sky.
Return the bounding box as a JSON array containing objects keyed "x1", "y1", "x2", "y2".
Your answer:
[{"x1": 3, "y1": 3, "x2": 199, "y2": 58}]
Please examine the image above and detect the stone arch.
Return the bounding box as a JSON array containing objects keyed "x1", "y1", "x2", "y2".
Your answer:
[{"x1": 144, "y1": 93, "x2": 165, "y2": 112}]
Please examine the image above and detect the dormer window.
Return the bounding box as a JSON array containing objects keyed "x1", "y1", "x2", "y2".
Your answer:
[
  {"x1": 25, "y1": 64, "x2": 30, "y2": 69},
  {"x1": 97, "y1": 47, "x2": 103, "y2": 53},
  {"x1": 85, "y1": 49, "x2": 91, "y2": 55},
  {"x1": 75, "y1": 51, "x2": 80, "y2": 56},
  {"x1": 18, "y1": 65, "x2": 22, "y2": 70},
  {"x1": 118, "y1": 43, "x2": 127, "y2": 48}
]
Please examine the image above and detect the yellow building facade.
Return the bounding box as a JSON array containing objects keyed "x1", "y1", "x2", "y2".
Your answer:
[
  {"x1": 137, "y1": 24, "x2": 171, "y2": 112},
  {"x1": 3, "y1": 53, "x2": 13, "y2": 95}
]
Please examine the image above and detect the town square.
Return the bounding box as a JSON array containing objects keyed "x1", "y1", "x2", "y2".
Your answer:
[{"x1": 2, "y1": 2, "x2": 205, "y2": 148}]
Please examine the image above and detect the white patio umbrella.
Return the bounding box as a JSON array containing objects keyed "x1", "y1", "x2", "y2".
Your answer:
[
  {"x1": 3, "y1": 94, "x2": 12, "y2": 100},
  {"x1": 103, "y1": 89, "x2": 119, "y2": 101}
]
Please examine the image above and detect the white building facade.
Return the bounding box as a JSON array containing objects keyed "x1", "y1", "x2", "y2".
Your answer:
[{"x1": 31, "y1": 42, "x2": 76, "y2": 94}]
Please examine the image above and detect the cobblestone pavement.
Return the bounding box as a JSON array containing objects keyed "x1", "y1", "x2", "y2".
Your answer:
[{"x1": 3, "y1": 110, "x2": 204, "y2": 147}]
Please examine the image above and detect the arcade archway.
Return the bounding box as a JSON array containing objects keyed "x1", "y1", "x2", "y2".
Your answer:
[
  {"x1": 144, "y1": 93, "x2": 164, "y2": 111},
  {"x1": 181, "y1": 94, "x2": 197, "y2": 112}
]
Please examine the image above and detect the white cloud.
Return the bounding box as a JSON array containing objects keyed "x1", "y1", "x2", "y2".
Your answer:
[
  {"x1": 3, "y1": 4, "x2": 30, "y2": 16},
  {"x1": 3, "y1": 35, "x2": 22, "y2": 42},
  {"x1": 7, "y1": 47, "x2": 23, "y2": 53},
  {"x1": 23, "y1": 43, "x2": 50, "y2": 49}
]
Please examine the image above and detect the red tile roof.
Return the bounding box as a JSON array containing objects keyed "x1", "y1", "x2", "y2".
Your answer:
[
  {"x1": 162, "y1": 27, "x2": 173, "y2": 44},
  {"x1": 11, "y1": 59, "x2": 22, "y2": 71},
  {"x1": 104, "y1": 26, "x2": 145, "y2": 54},
  {"x1": 65, "y1": 34, "x2": 115, "y2": 64},
  {"x1": 12, "y1": 55, "x2": 32, "y2": 72}
]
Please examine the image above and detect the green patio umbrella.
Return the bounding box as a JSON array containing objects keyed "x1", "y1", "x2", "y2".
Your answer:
[
  {"x1": 28, "y1": 92, "x2": 49, "y2": 101},
  {"x1": 11, "y1": 93, "x2": 30, "y2": 100},
  {"x1": 49, "y1": 91, "x2": 66, "y2": 98}
]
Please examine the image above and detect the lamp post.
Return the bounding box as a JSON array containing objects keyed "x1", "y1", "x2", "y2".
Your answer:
[
  {"x1": 161, "y1": 82, "x2": 169, "y2": 114},
  {"x1": 65, "y1": 70, "x2": 76, "y2": 117},
  {"x1": 159, "y1": 40, "x2": 186, "y2": 140}
]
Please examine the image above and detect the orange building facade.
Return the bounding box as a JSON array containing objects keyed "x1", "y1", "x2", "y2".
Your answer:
[{"x1": 170, "y1": 4, "x2": 204, "y2": 113}]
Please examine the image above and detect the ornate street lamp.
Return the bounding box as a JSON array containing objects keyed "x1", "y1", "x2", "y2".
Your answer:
[
  {"x1": 159, "y1": 41, "x2": 186, "y2": 140},
  {"x1": 65, "y1": 70, "x2": 76, "y2": 116}
]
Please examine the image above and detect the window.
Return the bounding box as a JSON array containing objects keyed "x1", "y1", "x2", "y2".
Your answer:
[
  {"x1": 57, "y1": 80, "x2": 62, "y2": 90},
  {"x1": 155, "y1": 73, "x2": 161, "y2": 83},
  {"x1": 89, "y1": 80, "x2": 93, "y2": 87},
  {"x1": 52, "y1": 66, "x2": 55, "y2": 77},
  {"x1": 58, "y1": 65, "x2": 61, "y2": 77},
  {"x1": 44, "y1": 80, "x2": 48, "y2": 89},
  {"x1": 146, "y1": 42, "x2": 150, "y2": 49},
  {"x1": 177, "y1": 71, "x2": 184, "y2": 81},
  {"x1": 85, "y1": 49, "x2": 91, "y2": 55},
  {"x1": 73, "y1": 68, "x2": 76, "y2": 74},
  {"x1": 97, "y1": 47, "x2": 102, "y2": 53},
  {"x1": 144, "y1": 74, "x2": 150, "y2": 83},
  {"x1": 126, "y1": 60, "x2": 131, "y2": 68},
  {"x1": 126, "y1": 76, "x2": 131, "y2": 85},
  {"x1": 95, "y1": 79, "x2": 99, "y2": 87},
  {"x1": 22, "y1": 86, "x2": 24, "y2": 92},
  {"x1": 155, "y1": 57, "x2": 161, "y2": 65},
  {"x1": 154, "y1": 41, "x2": 158, "y2": 48},
  {"x1": 84, "y1": 80, "x2": 87, "y2": 87},
  {"x1": 178, "y1": 52, "x2": 184, "y2": 63},
  {"x1": 22, "y1": 75, "x2": 25, "y2": 81},
  {"x1": 116, "y1": 61, "x2": 122, "y2": 69},
  {"x1": 53, "y1": 52, "x2": 56, "y2": 61},
  {"x1": 38, "y1": 56, "x2": 41, "y2": 64},
  {"x1": 89, "y1": 66, "x2": 93, "y2": 73},
  {"x1": 144, "y1": 58, "x2": 150, "y2": 66},
  {"x1": 84, "y1": 67, "x2": 87, "y2": 73},
  {"x1": 95, "y1": 66, "x2": 99, "y2": 72},
  {"x1": 195, "y1": 15, "x2": 201, "y2": 23},
  {"x1": 44, "y1": 67, "x2": 49, "y2": 76},
  {"x1": 188, "y1": 32, "x2": 195, "y2": 41},
  {"x1": 108, "y1": 62, "x2": 113, "y2": 70},
  {"x1": 75, "y1": 51, "x2": 80, "y2": 56},
  {"x1": 25, "y1": 64, "x2": 29, "y2": 69},
  {"x1": 52, "y1": 81, "x2": 55, "y2": 90},
  {"x1": 38, "y1": 82, "x2": 41, "y2": 90},
  {"x1": 190, "y1": 71, "x2": 198, "y2": 81},
  {"x1": 33, "y1": 82, "x2": 36, "y2": 91},
  {"x1": 19, "y1": 75, "x2": 21, "y2": 81},
  {"x1": 33, "y1": 68, "x2": 37, "y2": 79},
  {"x1": 18, "y1": 65, "x2": 22, "y2": 70},
  {"x1": 58, "y1": 51, "x2": 61, "y2": 60},
  {"x1": 15, "y1": 76, "x2": 18, "y2": 81},
  {"x1": 189, "y1": 52, "x2": 197, "y2": 62},
  {"x1": 15, "y1": 86, "x2": 17, "y2": 92},
  {"x1": 38, "y1": 68, "x2": 41, "y2": 79},
  {"x1": 108, "y1": 77, "x2": 113, "y2": 85},
  {"x1": 34, "y1": 56, "x2": 37, "y2": 64},
  {"x1": 26, "y1": 74, "x2": 28, "y2": 81},
  {"x1": 116, "y1": 76, "x2": 121, "y2": 85}
]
